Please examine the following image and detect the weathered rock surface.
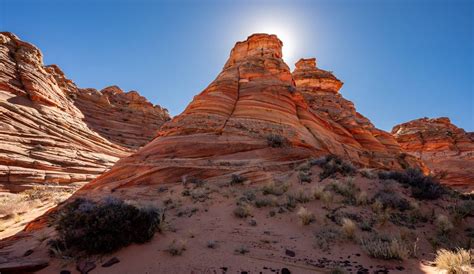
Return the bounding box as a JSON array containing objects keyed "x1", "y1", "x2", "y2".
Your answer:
[
  {"x1": 0, "y1": 32, "x2": 168, "y2": 192},
  {"x1": 83, "y1": 34, "x2": 423, "y2": 191},
  {"x1": 73, "y1": 86, "x2": 170, "y2": 149},
  {"x1": 392, "y1": 117, "x2": 474, "y2": 192},
  {"x1": 293, "y1": 58, "x2": 418, "y2": 169}
]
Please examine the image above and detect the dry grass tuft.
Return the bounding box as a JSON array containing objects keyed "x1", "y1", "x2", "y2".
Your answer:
[
  {"x1": 434, "y1": 248, "x2": 473, "y2": 274},
  {"x1": 341, "y1": 218, "x2": 357, "y2": 239},
  {"x1": 167, "y1": 239, "x2": 186, "y2": 256},
  {"x1": 297, "y1": 207, "x2": 315, "y2": 225},
  {"x1": 435, "y1": 214, "x2": 454, "y2": 235}
]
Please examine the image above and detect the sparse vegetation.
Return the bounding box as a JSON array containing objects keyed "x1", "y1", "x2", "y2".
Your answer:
[
  {"x1": 266, "y1": 134, "x2": 286, "y2": 148},
  {"x1": 167, "y1": 239, "x2": 186, "y2": 256},
  {"x1": 313, "y1": 226, "x2": 340, "y2": 251},
  {"x1": 234, "y1": 245, "x2": 249, "y2": 255},
  {"x1": 231, "y1": 174, "x2": 246, "y2": 185},
  {"x1": 311, "y1": 155, "x2": 356, "y2": 181},
  {"x1": 341, "y1": 218, "x2": 356, "y2": 240},
  {"x1": 327, "y1": 178, "x2": 359, "y2": 204},
  {"x1": 233, "y1": 204, "x2": 251, "y2": 218},
  {"x1": 373, "y1": 188, "x2": 411, "y2": 211},
  {"x1": 297, "y1": 207, "x2": 315, "y2": 225},
  {"x1": 435, "y1": 214, "x2": 454, "y2": 235},
  {"x1": 378, "y1": 168, "x2": 444, "y2": 200},
  {"x1": 261, "y1": 181, "x2": 288, "y2": 196},
  {"x1": 360, "y1": 233, "x2": 410, "y2": 260},
  {"x1": 50, "y1": 197, "x2": 163, "y2": 255},
  {"x1": 433, "y1": 248, "x2": 473, "y2": 274}
]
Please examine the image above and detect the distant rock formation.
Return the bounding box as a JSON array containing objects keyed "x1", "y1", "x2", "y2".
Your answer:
[
  {"x1": 0, "y1": 32, "x2": 169, "y2": 192},
  {"x1": 73, "y1": 86, "x2": 170, "y2": 149},
  {"x1": 392, "y1": 117, "x2": 474, "y2": 192},
  {"x1": 82, "y1": 34, "x2": 423, "y2": 191}
]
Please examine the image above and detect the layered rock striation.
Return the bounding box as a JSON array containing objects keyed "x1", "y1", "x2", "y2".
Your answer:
[
  {"x1": 0, "y1": 32, "x2": 168, "y2": 192},
  {"x1": 293, "y1": 58, "x2": 413, "y2": 168},
  {"x1": 83, "y1": 34, "x2": 422, "y2": 191},
  {"x1": 392, "y1": 117, "x2": 474, "y2": 191}
]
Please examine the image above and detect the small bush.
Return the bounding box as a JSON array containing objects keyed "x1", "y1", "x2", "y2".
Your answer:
[
  {"x1": 378, "y1": 168, "x2": 444, "y2": 200},
  {"x1": 327, "y1": 178, "x2": 359, "y2": 204},
  {"x1": 373, "y1": 189, "x2": 411, "y2": 211},
  {"x1": 341, "y1": 218, "x2": 356, "y2": 240},
  {"x1": 297, "y1": 207, "x2": 315, "y2": 225},
  {"x1": 359, "y1": 168, "x2": 377, "y2": 179},
  {"x1": 288, "y1": 188, "x2": 313, "y2": 203},
  {"x1": 314, "y1": 155, "x2": 356, "y2": 181},
  {"x1": 261, "y1": 181, "x2": 288, "y2": 196},
  {"x1": 266, "y1": 134, "x2": 286, "y2": 148},
  {"x1": 254, "y1": 196, "x2": 276, "y2": 208},
  {"x1": 167, "y1": 239, "x2": 186, "y2": 256},
  {"x1": 433, "y1": 248, "x2": 473, "y2": 274},
  {"x1": 51, "y1": 198, "x2": 163, "y2": 255},
  {"x1": 207, "y1": 240, "x2": 217, "y2": 249},
  {"x1": 231, "y1": 174, "x2": 246, "y2": 185},
  {"x1": 234, "y1": 245, "x2": 249, "y2": 255},
  {"x1": 355, "y1": 191, "x2": 368, "y2": 205},
  {"x1": 298, "y1": 171, "x2": 312, "y2": 183},
  {"x1": 435, "y1": 214, "x2": 454, "y2": 235},
  {"x1": 312, "y1": 185, "x2": 325, "y2": 200},
  {"x1": 360, "y1": 233, "x2": 410, "y2": 260},
  {"x1": 450, "y1": 200, "x2": 474, "y2": 221},
  {"x1": 233, "y1": 205, "x2": 251, "y2": 218},
  {"x1": 313, "y1": 227, "x2": 340, "y2": 251}
]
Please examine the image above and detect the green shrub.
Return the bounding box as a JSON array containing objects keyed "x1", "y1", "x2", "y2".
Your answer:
[
  {"x1": 373, "y1": 189, "x2": 411, "y2": 211},
  {"x1": 51, "y1": 197, "x2": 163, "y2": 255}
]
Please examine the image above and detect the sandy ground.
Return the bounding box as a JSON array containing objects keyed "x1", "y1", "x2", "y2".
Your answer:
[{"x1": 0, "y1": 165, "x2": 472, "y2": 274}]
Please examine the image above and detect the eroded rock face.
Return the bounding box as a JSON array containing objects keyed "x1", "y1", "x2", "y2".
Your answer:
[
  {"x1": 392, "y1": 117, "x2": 474, "y2": 192},
  {"x1": 83, "y1": 34, "x2": 423, "y2": 191},
  {"x1": 0, "y1": 32, "x2": 168, "y2": 192},
  {"x1": 293, "y1": 58, "x2": 422, "y2": 170},
  {"x1": 73, "y1": 86, "x2": 170, "y2": 149}
]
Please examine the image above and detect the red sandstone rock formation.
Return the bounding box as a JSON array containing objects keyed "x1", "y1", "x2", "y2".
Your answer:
[
  {"x1": 83, "y1": 34, "x2": 423, "y2": 191},
  {"x1": 292, "y1": 58, "x2": 414, "y2": 168},
  {"x1": 392, "y1": 117, "x2": 474, "y2": 192},
  {"x1": 0, "y1": 32, "x2": 168, "y2": 192},
  {"x1": 73, "y1": 86, "x2": 170, "y2": 149}
]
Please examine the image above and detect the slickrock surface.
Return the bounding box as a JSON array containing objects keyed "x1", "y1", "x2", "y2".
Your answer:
[
  {"x1": 392, "y1": 117, "x2": 474, "y2": 192},
  {"x1": 0, "y1": 32, "x2": 167, "y2": 192},
  {"x1": 73, "y1": 86, "x2": 170, "y2": 149},
  {"x1": 83, "y1": 34, "x2": 422, "y2": 191},
  {"x1": 293, "y1": 58, "x2": 418, "y2": 169}
]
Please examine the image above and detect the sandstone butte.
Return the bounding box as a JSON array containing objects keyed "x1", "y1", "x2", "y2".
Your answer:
[
  {"x1": 0, "y1": 32, "x2": 169, "y2": 192},
  {"x1": 82, "y1": 33, "x2": 423, "y2": 192},
  {"x1": 393, "y1": 117, "x2": 474, "y2": 192}
]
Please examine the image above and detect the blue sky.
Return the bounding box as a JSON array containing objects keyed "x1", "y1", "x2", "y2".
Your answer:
[{"x1": 1, "y1": 0, "x2": 472, "y2": 131}]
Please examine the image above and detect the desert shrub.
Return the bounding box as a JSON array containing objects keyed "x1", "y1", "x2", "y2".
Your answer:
[
  {"x1": 206, "y1": 240, "x2": 217, "y2": 249},
  {"x1": 313, "y1": 227, "x2": 340, "y2": 251},
  {"x1": 313, "y1": 155, "x2": 356, "y2": 181},
  {"x1": 231, "y1": 174, "x2": 246, "y2": 185},
  {"x1": 373, "y1": 189, "x2": 411, "y2": 211},
  {"x1": 341, "y1": 218, "x2": 357, "y2": 240},
  {"x1": 261, "y1": 181, "x2": 288, "y2": 196},
  {"x1": 51, "y1": 197, "x2": 163, "y2": 255},
  {"x1": 187, "y1": 177, "x2": 205, "y2": 187},
  {"x1": 234, "y1": 245, "x2": 249, "y2": 254},
  {"x1": 190, "y1": 188, "x2": 210, "y2": 202},
  {"x1": 254, "y1": 196, "x2": 277, "y2": 208},
  {"x1": 167, "y1": 239, "x2": 186, "y2": 256},
  {"x1": 312, "y1": 185, "x2": 325, "y2": 200},
  {"x1": 240, "y1": 189, "x2": 256, "y2": 202},
  {"x1": 378, "y1": 168, "x2": 444, "y2": 200},
  {"x1": 297, "y1": 207, "x2": 315, "y2": 225},
  {"x1": 434, "y1": 248, "x2": 473, "y2": 274},
  {"x1": 435, "y1": 214, "x2": 454, "y2": 235},
  {"x1": 328, "y1": 267, "x2": 347, "y2": 274},
  {"x1": 450, "y1": 200, "x2": 474, "y2": 221},
  {"x1": 266, "y1": 134, "x2": 286, "y2": 148},
  {"x1": 327, "y1": 178, "x2": 359, "y2": 204},
  {"x1": 233, "y1": 205, "x2": 251, "y2": 218},
  {"x1": 321, "y1": 191, "x2": 334, "y2": 205},
  {"x1": 298, "y1": 171, "x2": 312, "y2": 183},
  {"x1": 283, "y1": 194, "x2": 298, "y2": 210},
  {"x1": 355, "y1": 191, "x2": 368, "y2": 205},
  {"x1": 359, "y1": 233, "x2": 410, "y2": 260},
  {"x1": 288, "y1": 188, "x2": 313, "y2": 203},
  {"x1": 359, "y1": 168, "x2": 377, "y2": 179}
]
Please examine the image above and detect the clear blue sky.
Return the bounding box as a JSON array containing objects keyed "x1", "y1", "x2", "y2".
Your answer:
[{"x1": 1, "y1": 0, "x2": 472, "y2": 131}]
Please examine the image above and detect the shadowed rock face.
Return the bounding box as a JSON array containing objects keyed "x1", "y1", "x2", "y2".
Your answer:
[
  {"x1": 0, "y1": 32, "x2": 168, "y2": 192},
  {"x1": 392, "y1": 117, "x2": 474, "y2": 192},
  {"x1": 83, "y1": 34, "x2": 423, "y2": 192}
]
